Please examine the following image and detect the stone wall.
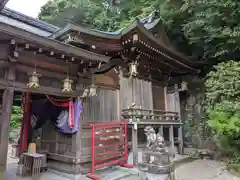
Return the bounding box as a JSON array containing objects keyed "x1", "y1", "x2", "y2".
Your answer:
[{"x1": 180, "y1": 77, "x2": 209, "y2": 148}]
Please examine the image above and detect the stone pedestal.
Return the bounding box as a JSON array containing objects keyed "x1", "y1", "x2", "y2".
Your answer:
[
  {"x1": 140, "y1": 171, "x2": 169, "y2": 180},
  {"x1": 138, "y1": 162, "x2": 175, "y2": 180}
]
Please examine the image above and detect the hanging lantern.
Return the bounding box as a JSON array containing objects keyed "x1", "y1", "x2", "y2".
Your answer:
[
  {"x1": 129, "y1": 61, "x2": 138, "y2": 77},
  {"x1": 62, "y1": 76, "x2": 73, "y2": 92},
  {"x1": 132, "y1": 34, "x2": 139, "y2": 44},
  {"x1": 62, "y1": 61, "x2": 74, "y2": 92},
  {"x1": 80, "y1": 88, "x2": 89, "y2": 98},
  {"x1": 88, "y1": 76, "x2": 97, "y2": 97},
  {"x1": 27, "y1": 68, "x2": 41, "y2": 88},
  {"x1": 180, "y1": 81, "x2": 188, "y2": 91},
  {"x1": 89, "y1": 84, "x2": 97, "y2": 97}
]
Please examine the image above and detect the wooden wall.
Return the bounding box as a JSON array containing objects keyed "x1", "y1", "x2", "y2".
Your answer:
[
  {"x1": 79, "y1": 88, "x2": 119, "y2": 162},
  {"x1": 166, "y1": 87, "x2": 181, "y2": 114},
  {"x1": 120, "y1": 75, "x2": 153, "y2": 110},
  {"x1": 40, "y1": 87, "x2": 120, "y2": 165},
  {"x1": 152, "y1": 85, "x2": 165, "y2": 110},
  {"x1": 81, "y1": 88, "x2": 119, "y2": 124}
]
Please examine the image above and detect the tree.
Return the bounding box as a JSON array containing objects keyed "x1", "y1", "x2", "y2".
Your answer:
[
  {"x1": 38, "y1": 0, "x2": 165, "y2": 31},
  {"x1": 182, "y1": 0, "x2": 240, "y2": 62},
  {"x1": 38, "y1": 0, "x2": 240, "y2": 64},
  {"x1": 205, "y1": 61, "x2": 240, "y2": 162}
]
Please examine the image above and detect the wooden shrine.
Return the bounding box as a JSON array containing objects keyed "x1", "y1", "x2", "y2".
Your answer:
[{"x1": 0, "y1": 7, "x2": 204, "y2": 177}]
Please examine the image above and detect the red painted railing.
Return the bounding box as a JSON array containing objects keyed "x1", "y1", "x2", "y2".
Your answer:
[{"x1": 87, "y1": 121, "x2": 133, "y2": 180}]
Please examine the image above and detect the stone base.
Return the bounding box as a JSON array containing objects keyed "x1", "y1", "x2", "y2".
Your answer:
[
  {"x1": 140, "y1": 171, "x2": 169, "y2": 180},
  {"x1": 47, "y1": 159, "x2": 89, "y2": 175},
  {"x1": 138, "y1": 162, "x2": 174, "y2": 174}
]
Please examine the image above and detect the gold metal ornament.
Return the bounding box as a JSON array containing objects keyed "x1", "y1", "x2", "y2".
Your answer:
[
  {"x1": 129, "y1": 61, "x2": 138, "y2": 77},
  {"x1": 62, "y1": 76, "x2": 73, "y2": 92},
  {"x1": 27, "y1": 68, "x2": 41, "y2": 88}
]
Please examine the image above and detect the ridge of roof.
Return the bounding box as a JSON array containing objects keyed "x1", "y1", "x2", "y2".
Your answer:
[
  {"x1": 1, "y1": 7, "x2": 60, "y2": 33},
  {"x1": 0, "y1": 20, "x2": 111, "y2": 62},
  {"x1": 50, "y1": 11, "x2": 159, "y2": 39}
]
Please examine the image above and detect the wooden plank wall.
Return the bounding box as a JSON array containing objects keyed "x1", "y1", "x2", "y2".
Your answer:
[
  {"x1": 152, "y1": 85, "x2": 165, "y2": 110},
  {"x1": 120, "y1": 76, "x2": 153, "y2": 110},
  {"x1": 82, "y1": 88, "x2": 119, "y2": 123},
  {"x1": 79, "y1": 88, "x2": 119, "y2": 162},
  {"x1": 40, "y1": 88, "x2": 119, "y2": 164},
  {"x1": 166, "y1": 87, "x2": 181, "y2": 113},
  {"x1": 119, "y1": 75, "x2": 153, "y2": 147},
  {"x1": 166, "y1": 93, "x2": 176, "y2": 112}
]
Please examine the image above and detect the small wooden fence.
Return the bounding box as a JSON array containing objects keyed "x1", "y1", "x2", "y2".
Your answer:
[{"x1": 87, "y1": 121, "x2": 133, "y2": 180}]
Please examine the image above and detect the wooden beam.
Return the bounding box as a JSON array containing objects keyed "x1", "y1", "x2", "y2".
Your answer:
[
  {"x1": 0, "y1": 88, "x2": 14, "y2": 179},
  {"x1": 0, "y1": 79, "x2": 83, "y2": 97},
  {"x1": 18, "y1": 53, "x2": 78, "y2": 75},
  {"x1": 0, "y1": 23, "x2": 110, "y2": 62},
  {"x1": 15, "y1": 64, "x2": 78, "y2": 81}
]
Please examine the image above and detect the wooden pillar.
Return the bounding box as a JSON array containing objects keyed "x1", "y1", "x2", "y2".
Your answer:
[
  {"x1": 131, "y1": 77, "x2": 138, "y2": 166},
  {"x1": 0, "y1": 66, "x2": 16, "y2": 178},
  {"x1": 0, "y1": 88, "x2": 14, "y2": 179},
  {"x1": 178, "y1": 126, "x2": 184, "y2": 154},
  {"x1": 174, "y1": 84, "x2": 184, "y2": 154},
  {"x1": 132, "y1": 124, "x2": 138, "y2": 166},
  {"x1": 158, "y1": 126, "x2": 163, "y2": 136},
  {"x1": 164, "y1": 86, "x2": 168, "y2": 110},
  {"x1": 169, "y1": 125, "x2": 174, "y2": 150}
]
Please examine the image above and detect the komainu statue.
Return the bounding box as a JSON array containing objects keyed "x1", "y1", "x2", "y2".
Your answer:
[
  {"x1": 143, "y1": 126, "x2": 168, "y2": 164},
  {"x1": 139, "y1": 126, "x2": 176, "y2": 180}
]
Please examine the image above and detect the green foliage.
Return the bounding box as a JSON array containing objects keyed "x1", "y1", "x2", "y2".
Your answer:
[
  {"x1": 9, "y1": 106, "x2": 22, "y2": 141},
  {"x1": 183, "y1": 1, "x2": 240, "y2": 61},
  {"x1": 205, "y1": 61, "x2": 240, "y2": 109},
  {"x1": 10, "y1": 106, "x2": 22, "y2": 131},
  {"x1": 205, "y1": 61, "x2": 240, "y2": 162},
  {"x1": 38, "y1": 0, "x2": 164, "y2": 31}
]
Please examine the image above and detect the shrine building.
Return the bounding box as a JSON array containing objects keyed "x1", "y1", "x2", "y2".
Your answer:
[{"x1": 0, "y1": 3, "x2": 204, "y2": 178}]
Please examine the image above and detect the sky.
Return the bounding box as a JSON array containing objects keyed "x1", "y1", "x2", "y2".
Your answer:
[{"x1": 6, "y1": 0, "x2": 49, "y2": 18}]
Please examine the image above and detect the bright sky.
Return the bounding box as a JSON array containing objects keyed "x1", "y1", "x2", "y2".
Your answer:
[{"x1": 6, "y1": 0, "x2": 49, "y2": 18}]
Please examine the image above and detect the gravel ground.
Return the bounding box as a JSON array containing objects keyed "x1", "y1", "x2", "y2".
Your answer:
[
  {"x1": 5, "y1": 146, "x2": 240, "y2": 180},
  {"x1": 175, "y1": 159, "x2": 240, "y2": 180}
]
